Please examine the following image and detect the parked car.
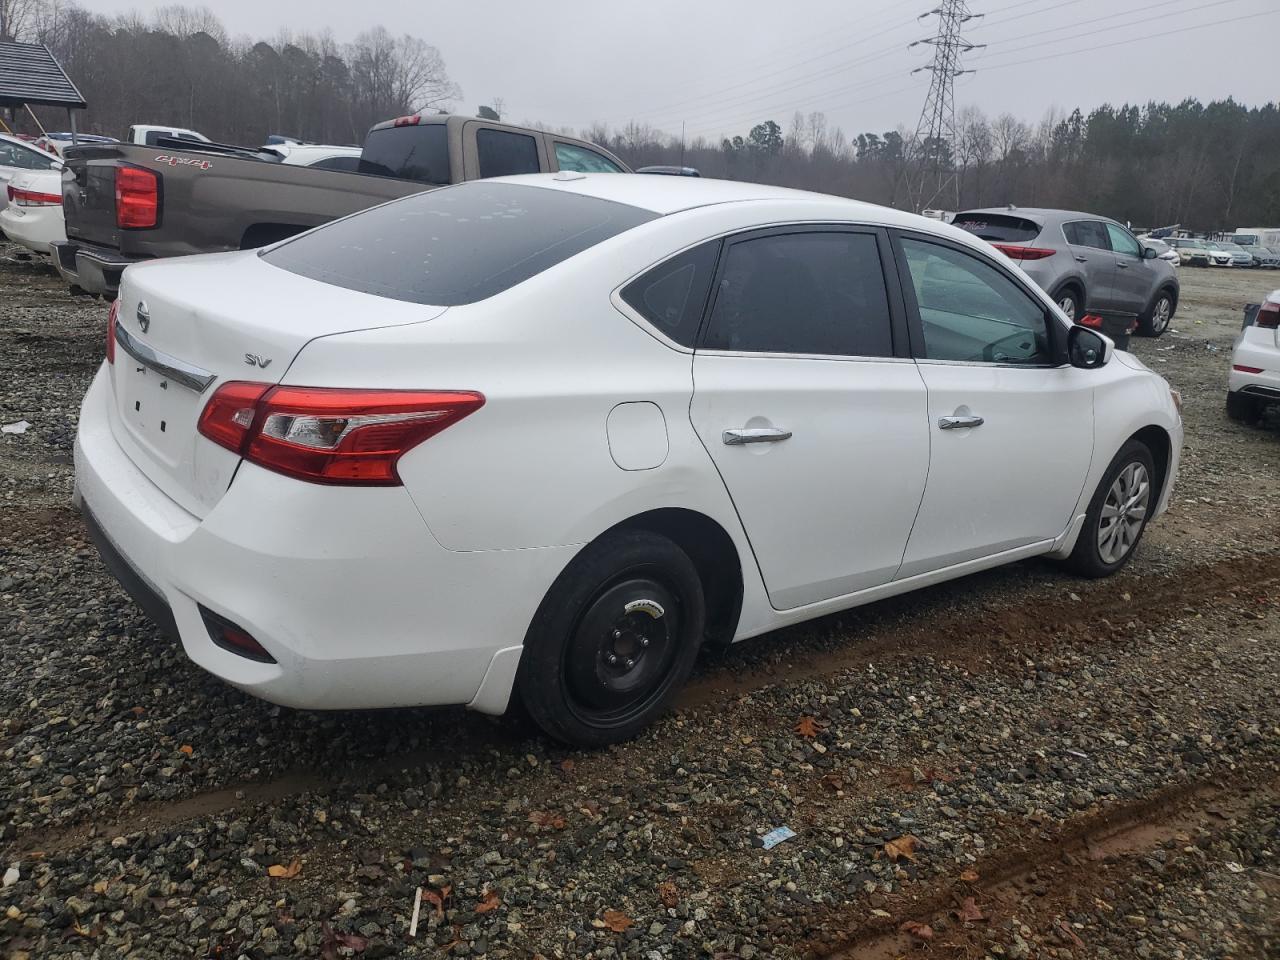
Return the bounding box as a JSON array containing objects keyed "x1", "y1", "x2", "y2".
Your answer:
[
  {"x1": 1214, "y1": 241, "x2": 1255, "y2": 268},
  {"x1": 952, "y1": 207, "x2": 1179, "y2": 338},
  {"x1": 33, "y1": 132, "x2": 118, "y2": 157},
  {"x1": 262, "y1": 143, "x2": 364, "y2": 171},
  {"x1": 1228, "y1": 293, "x2": 1279, "y2": 423},
  {"x1": 1231, "y1": 228, "x2": 1280, "y2": 250},
  {"x1": 1245, "y1": 246, "x2": 1280, "y2": 269},
  {"x1": 1203, "y1": 242, "x2": 1237, "y2": 267},
  {"x1": 1140, "y1": 237, "x2": 1179, "y2": 267},
  {"x1": 1166, "y1": 237, "x2": 1212, "y2": 267},
  {"x1": 126, "y1": 125, "x2": 210, "y2": 146},
  {"x1": 0, "y1": 132, "x2": 62, "y2": 215},
  {"x1": 0, "y1": 167, "x2": 65, "y2": 254},
  {"x1": 636, "y1": 165, "x2": 701, "y2": 177},
  {"x1": 52, "y1": 114, "x2": 630, "y2": 298},
  {"x1": 75, "y1": 175, "x2": 1184, "y2": 745}
]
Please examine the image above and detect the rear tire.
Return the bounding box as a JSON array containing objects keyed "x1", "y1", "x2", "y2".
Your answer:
[
  {"x1": 1226, "y1": 391, "x2": 1261, "y2": 424},
  {"x1": 515, "y1": 530, "x2": 705, "y2": 747},
  {"x1": 1064, "y1": 440, "x2": 1156, "y2": 579},
  {"x1": 1137, "y1": 289, "x2": 1175, "y2": 338},
  {"x1": 1052, "y1": 286, "x2": 1081, "y2": 324}
]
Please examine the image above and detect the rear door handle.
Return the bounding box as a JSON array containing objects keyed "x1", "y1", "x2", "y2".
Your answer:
[
  {"x1": 723, "y1": 427, "x2": 792, "y2": 445},
  {"x1": 1075, "y1": 255, "x2": 1088, "y2": 263},
  {"x1": 938, "y1": 415, "x2": 984, "y2": 430}
]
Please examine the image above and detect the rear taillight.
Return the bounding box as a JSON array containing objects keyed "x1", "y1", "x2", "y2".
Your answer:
[
  {"x1": 7, "y1": 185, "x2": 61, "y2": 207},
  {"x1": 198, "y1": 384, "x2": 484, "y2": 485},
  {"x1": 1257, "y1": 301, "x2": 1280, "y2": 329},
  {"x1": 106, "y1": 299, "x2": 119, "y2": 364},
  {"x1": 115, "y1": 166, "x2": 159, "y2": 229},
  {"x1": 993, "y1": 243, "x2": 1056, "y2": 262}
]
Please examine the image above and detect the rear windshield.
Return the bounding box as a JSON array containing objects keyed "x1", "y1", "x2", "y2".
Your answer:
[
  {"x1": 952, "y1": 213, "x2": 1042, "y2": 243},
  {"x1": 261, "y1": 182, "x2": 658, "y2": 306},
  {"x1": 358, "y1": 123, "x2": 450, "y2": 185}
]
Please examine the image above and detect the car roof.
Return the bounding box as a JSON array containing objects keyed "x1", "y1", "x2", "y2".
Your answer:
[
  {"x1": 490, "y1": 172, "x2": 938, "y2": 226},
  {"x1": 956, "y1": 206, "x2": 1115, "y2": 225}
]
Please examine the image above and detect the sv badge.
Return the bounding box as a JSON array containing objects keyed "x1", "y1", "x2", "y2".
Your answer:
[{"x1": 244, "y1": 353, "x2": 272, "y2": 369}]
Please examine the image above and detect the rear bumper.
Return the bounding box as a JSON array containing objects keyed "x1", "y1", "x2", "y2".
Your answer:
[
  {"x1": 74, "y1": 364, "x2": 571, "y2": 713},
  {"x1": 51, "y1": 239, "x2": 141, "y2": 297},
  {"x1": 0, "y1": 206, "x2": 64, "y2": 254},
  {"x1": 1229, "y1": 327, "x2": 1280, "y2": 397}
]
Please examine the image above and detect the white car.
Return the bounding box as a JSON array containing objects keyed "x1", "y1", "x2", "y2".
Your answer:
[
  {"x1": 0, "y1": 167, "x2": 65, "y2": 254},
  {"x1": 263, "y1": 143, "x2": 363, "y2": 171},
  {"x1": 1228, "y1": 291, "x2": 1279, "y2": 422},
  {"x1": 1140, "y1": 237, "x2": 1179, "y2": 268},
  {"x1": 1204, "y1": 243, "x2": 1236, "y2": 267},
  {"x1": 0, "y1": 133, "x2": 62, "y2": 215},
  {"x1": 74, "y1": 175, "x2": 1184, "y2": 745},
  {"x1": 127, "y1": 125, "x2": 210, "y2": 146}
]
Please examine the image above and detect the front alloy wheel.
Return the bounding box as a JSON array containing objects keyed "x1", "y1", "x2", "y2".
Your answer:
[
  {"x1": 1065, "y1": 439, "x2": 1156, "y2": 578},
  {"x1": 1139, "y1": 292, "x2": 1173, "y2": 337}
]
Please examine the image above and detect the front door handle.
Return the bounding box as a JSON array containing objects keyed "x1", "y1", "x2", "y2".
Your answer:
[
  {"x1": 1117, "y1": 261, "x2": 1130, "y2": 269},
  {"x1": 938, "y1": 415, "x2": 984, "y2": 430},
  {"x1": 723, "y1": 427, "x2": 792, "y2": 445}
]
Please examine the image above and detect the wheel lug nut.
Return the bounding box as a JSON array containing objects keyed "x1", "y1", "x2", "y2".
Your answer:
[
  {"x1": 606, "y1": 653, "x2": 618, "y2": 665},
  {"x1": 612, "y1": 630, "x2": 622, "y2": 640},
  {"x1": 639, "y1": 637, "x2": 649, "y2": 648},
  {"x1": 624, "y1": 658, "x2": 635, "y2": 669}
]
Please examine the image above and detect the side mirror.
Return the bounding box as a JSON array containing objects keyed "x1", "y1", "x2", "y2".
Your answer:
[
  {"x1": 1068, "y1": 325, "x2": 1111, "y2": 369},
  {"x1": 1141, "y1": 246, "x2": 1158, "y2": 259}
]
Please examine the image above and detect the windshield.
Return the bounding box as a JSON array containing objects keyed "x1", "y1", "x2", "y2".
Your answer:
[{"x1": 262, "y1": 182, "x2": 657, "y2": 306}]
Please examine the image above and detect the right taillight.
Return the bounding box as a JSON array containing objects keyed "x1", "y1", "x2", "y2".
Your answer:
[
  {"x1": 106, "y1": 298, "x2": 119, "y2": 364},
  {"x1": 1257, "y1": 300, "x2": 1280, "y2": 329},
  {"x1": 993, "y1": 243, "x2": 1056, "y2": 261},
  {"x1": 197, "y1": 383, "x2": 485, "y2": 485},
  {"x1": 115, "y1": 166, "x2": 160, "y2": 229}
]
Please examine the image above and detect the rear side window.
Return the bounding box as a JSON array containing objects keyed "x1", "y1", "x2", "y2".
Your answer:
[
  {"x1": 702, "y1": 231, "x2": 893, "y2": 357},
  {"x1": 310, "y1": 155, "x2": 361, "y2": 172},
  {"x1": 621, "y1": 242, "x2": 720, "y2": 346},
  {"x1": 1063, "y1": 220, "x2": 1110, "y2": 250},
  {"x1": 359, "y1": 123, "x2": 450, "y2": 184},
  {"x1": 477, "y1": 129, "x2": 540, "y2": 178},
  {"x1": 262, "y1": 182, "x2": 657, "y2": 306},
  {"x1": 952, "y1": 213, "x2": 1041, "y2": 243}
]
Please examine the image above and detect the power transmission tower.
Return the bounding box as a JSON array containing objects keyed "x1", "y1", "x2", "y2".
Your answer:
[{"x1": 909, "y1": 1, "x2": 984, "y2": 212}]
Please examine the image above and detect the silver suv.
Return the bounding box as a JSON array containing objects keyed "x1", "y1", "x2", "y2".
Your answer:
[{"x1": 952, "y1": 207, "x2": 1180, "y2": 338}]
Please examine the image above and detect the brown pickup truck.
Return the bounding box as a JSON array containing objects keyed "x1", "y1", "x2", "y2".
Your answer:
[{"x1": 51, "y1": 115, "x2": 630, "y2": 297}]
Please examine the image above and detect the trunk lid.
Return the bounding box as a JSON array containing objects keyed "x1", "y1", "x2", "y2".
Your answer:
[{"x1": 109, "y1": 250, "x2": 446, "y2": 517}]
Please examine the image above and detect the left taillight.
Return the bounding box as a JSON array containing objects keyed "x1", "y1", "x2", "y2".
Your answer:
[
  {"x1": 992, "y1": 243, "x2": 1056, "y2": 262},
  {"x1": 7, "y1": 185, "x2": 62, "y2": 207},
  {"x1": 197, "y1": 384, "x2": 485, "y2": 486},
  {"x1": 115, "y1": 165, "x2": 160, "y2": 229},
  {"x1": 106, "y1": 298, "x2": 119, "y2": 364}
]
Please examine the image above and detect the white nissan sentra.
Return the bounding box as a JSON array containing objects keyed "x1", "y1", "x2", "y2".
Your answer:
[{"x1": 74, "y1": 174, "x2": 1183, "y2": 746}]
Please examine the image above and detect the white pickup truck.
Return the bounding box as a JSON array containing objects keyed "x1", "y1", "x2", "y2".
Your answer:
[{"x1": 126, "y1": 125, "x2": 211, "y2": 147}]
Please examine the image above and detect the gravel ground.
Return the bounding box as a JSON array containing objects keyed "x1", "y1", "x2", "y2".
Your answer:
[{"x1": 1, "y1": 247, "x2": 1277, "y2": 959}]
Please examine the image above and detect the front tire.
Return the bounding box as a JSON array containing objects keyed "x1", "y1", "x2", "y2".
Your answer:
[
  {"x1": 515, "y1": 530, "x2": 705, "y2": 747},
  {"x1": 1137, "y1": 289, "x2": 1175, "y2": 337},
  {"x1": 1065, "y1": 440, "x2": 1156, "y2": 578}
]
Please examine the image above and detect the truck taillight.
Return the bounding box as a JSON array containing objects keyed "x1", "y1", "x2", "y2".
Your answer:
[
  {"x1": 1257, "y1": 301, "x2": 1280, "y2": 329},
  {"x1": 115, "y1": 166, "x2": 160, "y2": 229},
  {"x1": 198, "y1": 384, "x2": 485, "y2": 485},
  {"x1": 106, "y1": 299, "x2": 119, "y2": 364}
]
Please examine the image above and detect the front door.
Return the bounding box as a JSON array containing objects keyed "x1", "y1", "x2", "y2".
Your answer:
[
  {"x1": 893, "y1": 233, "x2": 1094, "y2": 577},
  {"x1": 1105, "y1": 222, "x2": 1154, "y2": 315},
  {"x1": 689, "y1": 227, "x2": 930, "y2": 610}
]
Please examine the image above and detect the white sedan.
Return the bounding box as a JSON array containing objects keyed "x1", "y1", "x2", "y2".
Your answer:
[
  {"x1": 0, "y1": 166, "x2": 66, "y2": 254},
  {"x1": 1228, "y1": 291, "x2": 1279, "y2": 422},
  {"x1": 74, "y1": 175, "x2": 1184, "y2": 745},
  {"x1": 0, "y1": 133, "x2": 62, "y2": 215}
]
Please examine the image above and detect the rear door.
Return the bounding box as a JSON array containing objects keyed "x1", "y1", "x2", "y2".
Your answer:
[
  {"x1": 892, "y1": 231, "x2": 1093, "y2": 576},
  {"x1": 1061, "y1": 219, "x2": 1117, "y2": 312},
  {"x1": 689, "y1": 226, "x2": 930, "y2": 610},
  {"x1": 1104, "y1": 222, "x2": 1152, "y2": 315}
]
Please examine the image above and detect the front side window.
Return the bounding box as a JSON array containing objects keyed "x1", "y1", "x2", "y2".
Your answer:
[
  {"x1": 555, "y1": 142, "x2": 624, "y2": 173},
  {"x1": 1105, "y1": 223, "x2": 1142, "y2": 257},
  {"x1": 476, "y1": 128, "x2": 540, "y2": 178},
  {"x1": 702, "y1": 231, "x2": 893, "y2": 357},
  {"x1": 262, "y1": 181, "x2": 656, "y2": 307},
  {"x1": 621, "y1": 241, "x2": 719, "y2": 347},
  {"x1": 1063, "y1": 220, "x2": 1110, "y2": 250},
  {"x1": 901, "y1": 237, "x2": 1051, "y2": 365}
]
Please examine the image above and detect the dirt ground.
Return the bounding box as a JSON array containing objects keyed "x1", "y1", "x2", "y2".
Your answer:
[{"x1": 0, "y1": 248, "x2": 1277, "y2": 959}]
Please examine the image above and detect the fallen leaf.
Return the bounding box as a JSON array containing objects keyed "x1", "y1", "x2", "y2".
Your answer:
[
  {"x1": 820, "y1": 773, "x2": 845, "y2": 792},
  {"x1": 960, "y1": 868, "x2": 980, "y2": 883},
  {"x1": 602, "y1": 909, "x2": 633, "y2": 932},
  {"x1": 476, "y1": 890, "x2": 501, "y2": 914},
  {"x1": 266, "y1": 859, "x2": 302, "y2": 879},
  {"x1": 657, "y1": 881, "x2": 679, "y2": 908},
  {"x1": 955, "y1": 896, "x2": 986, "y2": 924},
  {"x1": 1055, "y1": 919, "x2": 1084, "y2": 948},
  {"x1": 794, "y1": 716, "x2": 824, "y2": 739},
  {"x1": 421, "y1": 884, "x2": 451, "y2": 919},
  {"x1": 319, "y1": 921, "x2": 368, "y2": 959},
  {"x1": 899, "y1": 920, "x2": 934, "y2": 941},
  {"x1": 178, "y1": 744, "x2": 193, "y2": 756},
  {"x1": 883, "y1": 835, "x2": 919, "y2": 863},
  {"x1": 528, "y1": 810, "x2": 566, "y2": 830}
]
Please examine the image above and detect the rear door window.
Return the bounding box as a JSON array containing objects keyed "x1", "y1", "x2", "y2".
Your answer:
[
  {"x1": 1063, "y1": 220, "x2": 1111, "y2": 250},
  {"x1": 621, "y1": 241, "x2": 720, "y2": 346},
  {"x1": 952, "y1": 213, "x2": 1042, "y2": 243},
  {"x1": 702, "y1": 231, "x2": 894, "y2": 357},
  {"x1": 477, "y1": 129, "x2": 540, "y2": 178},
  {"x1": 262, "y1": 181, "x2": 657, "y2": 306},
  {"x1": 359, "y1": 123, "x2": 450, "y2": 184}
]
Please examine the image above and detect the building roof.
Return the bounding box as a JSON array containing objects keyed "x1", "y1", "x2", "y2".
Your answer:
[{"x1": 0, "y1": 41, "x2": 86, "y2": 110}]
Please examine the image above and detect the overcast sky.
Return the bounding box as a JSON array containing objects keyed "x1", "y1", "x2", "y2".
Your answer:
[{"x1": 86, "y1": 0, "x2": 1276, "y2": 143}]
